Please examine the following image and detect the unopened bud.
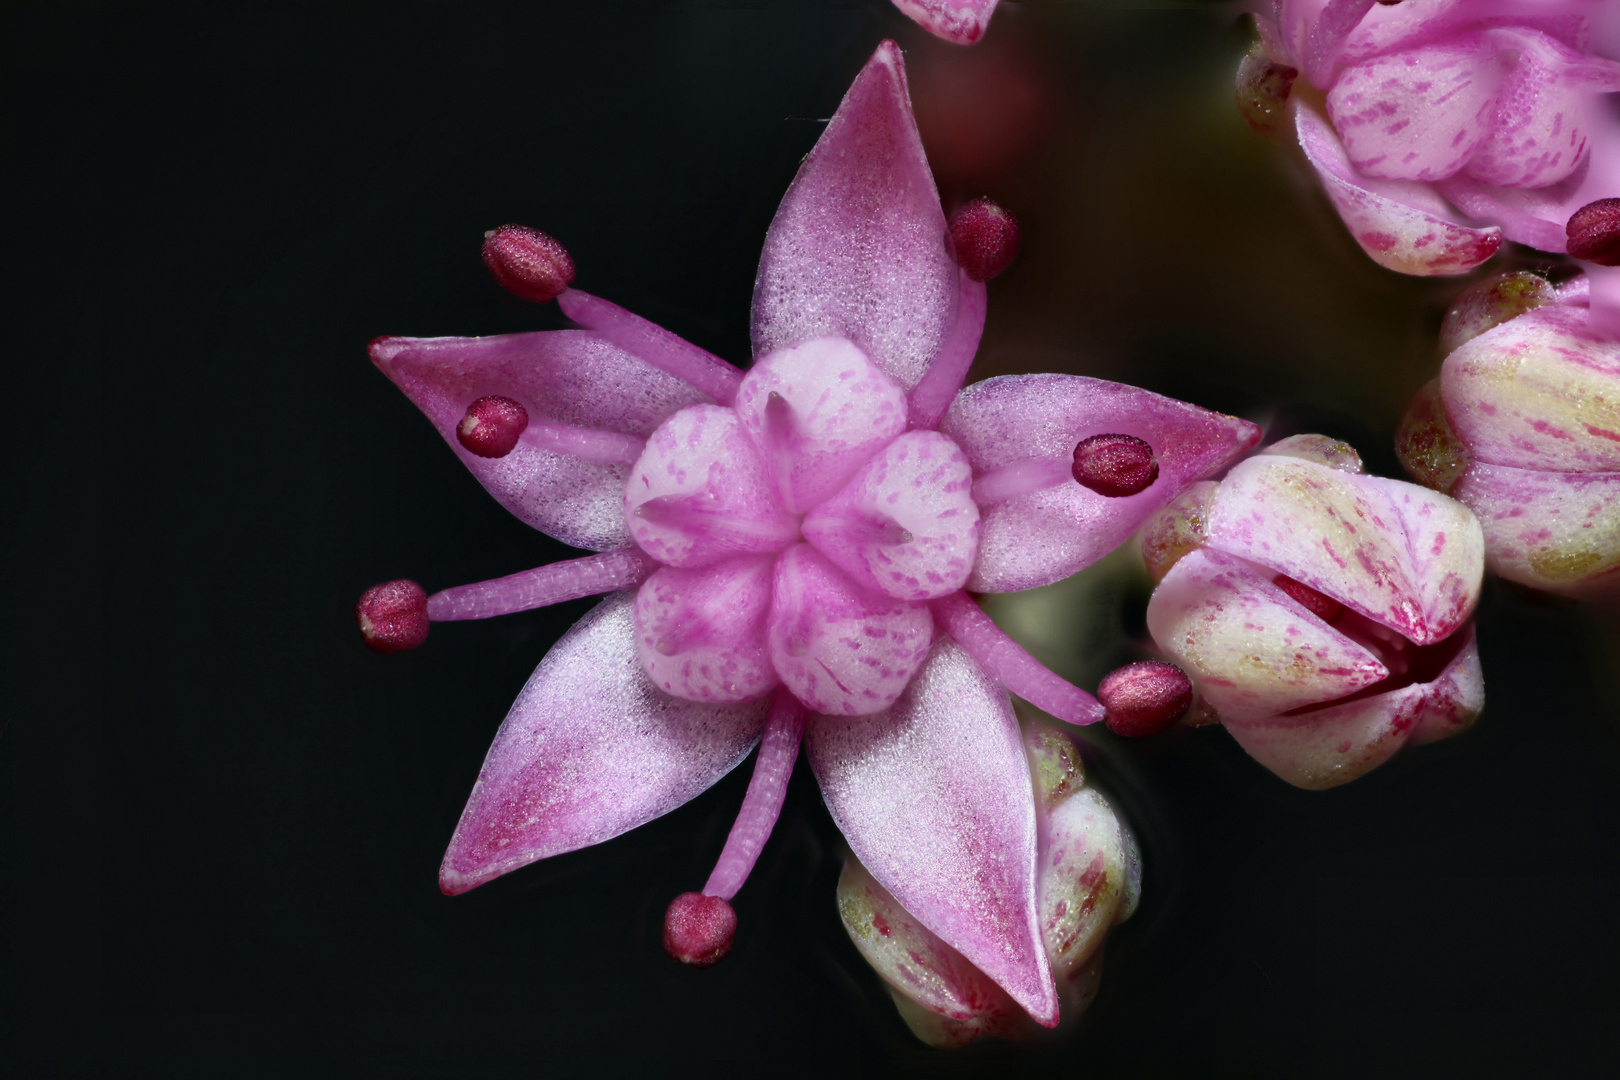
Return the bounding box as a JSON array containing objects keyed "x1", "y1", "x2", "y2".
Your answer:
[
  {"x1": 663, "y1": 892, "x2": 736, "y2": 968},
  {"x1": 481, "y1": 224, "x2": 576, "y2": 302},
  {"x1": 1439, "y1": 272, "x2": 1557, "y2": 355},
  {"x1": 1235, "y1": 42, "x2": 1297, "y2": 135},
  {"x1": 947, "y1": 198, "x2": 1021, "y2": 282},
  {"x1": 1072, "y1": 433, "x2": 1158, "y2": 497},
  {"x1": 357, "y1": 579, "x2": 429, "y2": 653},
  {"x1": 1395, "y1": 380, "x2": 1472, "y2": 494},
  {"x1": 1099, "y1": 661, "x2": 1192, "y2": 737},
  {"x1": 456, "y1": 395, "x2": 529, "y2": 458}
]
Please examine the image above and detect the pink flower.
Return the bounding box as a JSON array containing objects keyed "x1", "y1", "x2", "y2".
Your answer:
[
  {"x1": 1240, "y1": 1, "x2": 1620, "y2": 316},
  {"x1": 1398, "y1": 270, "x2": 1620, "y2": 596},
  {"x1": 360, "y1": 41, "x2": 1257, "y2": 1030},
  {"x1": 891, "y1": 0, "x2": 999, "y2": 46},
  {"x1": 1140, "y1": 435, "x2": 1486, "y2": 790}
]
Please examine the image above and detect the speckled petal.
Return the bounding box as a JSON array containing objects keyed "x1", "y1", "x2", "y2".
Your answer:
[
  {"x1": 1451, "y1": 461, "x2": 1620, "y2": 593},
  {"x1": 1465, "y1": 29, "x2": 1614, "y2": 188},
  {"x1": 1441, "y1": 304, "x2": 1620, "y2": 473},
  {"x1": 767, "y1": 544, "x2": 933, "y2": 716},
  {"x1": 1407, "y1": 623, "x2": 1485, "y2": 745},
  {"x1": 439, "y1": 593, "x2": 769, "y2": 894},
  {"x1": 371, "y1": 332, "x2": 709, "y2": 551},
  {"x1": 941, "y1": 374, "x2": 1260, "y2": 593},
  {"x1": 1145, "y1": 547, "x2": 1388, "y2": 723},
  {"x1": 1038, "y1": 786, "x2": 1127, "y2": 981},
  {"x1": 1295, "y1": 104, "x2": 1502, "y2": 275},
  {"x1": 1207, "y1": 456, "x2": 1484, "y2": 644},
  {"x1": 890, "y1": 0, "x2": 998, "y2": 46},
  {"x1": 633, "y1": 555, "x2": 778, "y2": 703},
  {"x1": 1140, "y1": 481, "x2": 1218, "y2": 585},
  {"x1": 752, "y1": 41, "x2": 956, "y2": 392},
  {"x1": 807, "y1": 639, "x2": 1058, "y2": 1025},
  {"x1": 802, "y1": 431, "x2": 980, "y2": 601}
]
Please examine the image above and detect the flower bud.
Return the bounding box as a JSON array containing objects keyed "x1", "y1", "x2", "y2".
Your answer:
[
  {"x1": 356, "y1": 579, "x2": 429, "y2": 653},
  {"x1": 481, "y1": 224, "x2": 576, "y2": 303},
  {"x1": 947, "y1": 198, "x2": 1020, "y2": 282},
  {"x1": 1439, "y1": 272, "x2": 1557, "y2": 356},
  {"x1": 1235, "y1": 42, "x2": 1296, "y2": 135}
]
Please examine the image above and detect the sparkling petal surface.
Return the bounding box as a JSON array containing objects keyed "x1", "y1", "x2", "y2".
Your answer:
[
  {"x1": 768, "y1": 544, "x2": 934, "y2": 716},
  {"x1": 941, "y1": 374, "x2": 1260, "y2": 593},
  {"x1": 807, "y1": 639, "x2": 1058, "y2": 1025},
  {"x1": 1038, "y1": 787, "x2": 1127, "y2": 981},
  {"x1": 1451, "y1": 461, "x2": 1620, "y2": 591},
  {"x1": 439, "y1": 593, "x2": 769, "y2": 894},
  {"x1": 803, "y1": 431, "x2": 980, "y2": 601},
  {"x1": 1145, "y1": 547, "x2": 1388, "y2": 723},
  {"x1": 371, "y1": 331, "x2": 708, "y2": 551},
  {"x1": 1207, "y1": 456, "x2": 1483, "y2": 645},
  {"x1": 890, "y1": 0, "x2": 998, "y2": 46},
  {"x1": 752, "y1": 41, "x2": 956, "y2": 392},
  {"x1": 633, "y1": 555, "x2": 778, "y2": 703}
]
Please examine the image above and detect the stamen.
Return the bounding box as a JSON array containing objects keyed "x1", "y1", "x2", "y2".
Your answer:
[
  {"x1": 1566, "y1": 199, "x2": 1620, "y2": 266},
  {"x1": 970, "y1": 457, "x2": 1071, "y2": 507},
  {"x1": 663, "y1": 892, "x2": 737, "y2": 968},
  {"x1": 1072, "y1": 433, "x2": 1158, "y2": 497},
  {"x1": 704, "y1": 689, "x2": 807, "y2": 900},
  {"x1": 907, "y1": 269, "x2": 988, "y2": 430},
  {"x1": 456, "y1": 395, "x2": 529, "y2": 458},
  {"x1": 932, "y1": 592, "x2": 1105, "y2": 725},
  {"x1": 480, "y1": 224, "x2": 575, "y2": 303},
  {"x1": 356, "y1": 579, "x2": 429, "y2": 652},
  {"x1": 556, "y1": 288, "x2": 743, "y2": 405},
  {"x1": 633, "y1": 493, "x2": 803, "y2": 542},
  {"x1": 520, "y1": 420, "x2": 645, "y2": 465},
  {"x1": 1273, "y1": 574, "x2": 1345, "y2": 623},
  {"x1": 426, "y1": 549, "x2": 658, "y2": 622},
  {"x1": 1097, "y1": 661, "x2": 1193, "y2": 737},
  {"x1": 947, "y1": 198, "x2": 1021, "y2": 283}
]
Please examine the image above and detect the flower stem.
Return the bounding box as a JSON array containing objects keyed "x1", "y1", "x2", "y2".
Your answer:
[{"x1": 932, "y1": 591, "x2": 1105, "y2": 725}]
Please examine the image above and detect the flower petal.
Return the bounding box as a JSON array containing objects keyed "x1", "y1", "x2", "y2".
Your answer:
[
  {"x1": 633, "y1": 555, "x2": 778, "y2": 703},
  {"x1": 1441, "y1": 304, "x2": 1620, "y2": 473},
  {"x1": 807, "y1": 638, "x2": 1058, "y2": 1025},
  {"x1": 1038, "y1": 786, "x2": 1127, "y2": 982},
  {"x1": 371, "y1": 331, "x2": 709, "y2": 551},
  {"x1": 890, "y1": 0, "x2": 998, "y2": 46},
  {"x1": 1465, "y1": 29, "x2": 1609, "y2": 189},
  {"x1": 1407, "y1": 623, "x2": 1485, "y2": 746},
  {"x1": 768, "y1": 544, "x2": 933, "y2": 716},
  {"x1": 1145, "y1": 547, "x2": 1389, "y2": 723},
  {"x1": 752, "y1": 40, "x2": 956, "y2": 392},
  {"x1": 941, "y1": 374, "x2": 1260, "y2": 593},
  {"x1": 438, "y1": 593, "x2": 769, "y2": 894},
  {"x1": 1207, "y1": 456, "x2": 1484, "y2": 644},
  {"x1": 1451, "y1": 461, "x2": 1620, "y2": 592},
  {"x1": 1295, "y1": 104, "x2": 1502, "y2": 275}
]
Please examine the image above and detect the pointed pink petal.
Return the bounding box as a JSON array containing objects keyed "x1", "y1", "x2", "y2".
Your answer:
[
  {"x1": 1145, "y1": 547, "x2": 1389, "y2": 723},
  {"x1": 1295, "y1": 104, "x2": 1503, "y2": 275},
  {"x1": 767, "y1": 544, "x2": 933, "y2": 716},
  {"x1": 633, "y1": 555, "x2": 778, "y2": 703},
  {"x1": 752, "y1": 41, "x2": 956, "y2": 392},
  {"x1": 1407, "y1": 623, "x2": 1485, "y2": 745},
  {"x1": 940, "y1": 374, "x2": 1260, "y2": 593},
  {"x1": 1207, "y1": 456, "x2": 1484, "y2": 644},
  {"x1": 890, "y1": 0, "x2": 998, "y2": 46},
  {"x1": 439, "y1": 593, "x2": 769, "y2": 894},
  {"x1": 1441, "y1": 304, "x2": 1620, "y2": 472},
  {"x1": 1451, "y1": 461, "x2": 1620, "y2": 593},
  {"x1": 802, "y1": 431, "x2": 980, "y2": 601},
  {"x1": 807, "y1": 639, "x2": 1058, "y2": 1025},
  {"x1": 371, "y1": 331, "x2": 709, "y2": 551}
]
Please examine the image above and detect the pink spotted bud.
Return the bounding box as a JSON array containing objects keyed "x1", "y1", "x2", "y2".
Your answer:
[
  {"x1": 1566, "y1": 199, "x2": 1620, "y2": 267},
  {"x1": 456, "y1": 395, "x2": 529, "y2": 458},
  {"x1": 947, "y1": 198, "x2": 1021, "y2": 282},
  {"x1": 1098, "y1": 661, "x2": 1193, "y2": 737},
  {"x1": 1273, "y1": 574, "x2": 1344, "y2": 623},
  {"x1": 356, "y1": 579, "x2": 429, "y2": 653},
  {"x1": 663, "y1": 892, "x2": 736, "y2": 968},
  {"x1": 1072, "y1": 433, "x2": 1158, "y2": 497},
  {"x1": 481, "y1": 224, "x2": 576, "y2": 302},
  {"x1": 1235, "y1": 42, "x2": 1297, "y2": 135}
]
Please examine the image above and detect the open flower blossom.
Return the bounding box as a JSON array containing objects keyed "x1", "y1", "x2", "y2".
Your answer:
[
  {"x1": 1140, "y1": 434, "x2": 1486, "y2": 789},
  {"x1": 1238, "y1": 0, "x2": 1620, "y2": 322},
  {"x1": 359, "y1": 41, "x2": 1257, "y2": 1032},
  {"x1": 1398, "y1": 269, "x2": 1620, "y2": 595},
  {"x1": 891, "y1": 0, "x2": 999, "y2": 46}
]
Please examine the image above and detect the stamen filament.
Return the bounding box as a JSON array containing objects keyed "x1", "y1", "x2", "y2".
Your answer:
[
  {"x1": 970, "y1": 457, "x2": 1070, "y2": 506},
  {"x1": 703, "y1": 688, "x2": 807, "y2": 900},
  {"x1": 426, "y1": 549, "x2": 659, "y2": 622},
  {"x1": 932, "y1": 591, "x2": 1105, "y2": 725},
  {"x1": 521, "y1": 420, "x2": 645, "y2": 465},
  {"x1": 907, "y1": 270, "x2": 988, "y2": 430},
  {"x1": 557, "y1": 288, "x2": 743, "y2": 406}
]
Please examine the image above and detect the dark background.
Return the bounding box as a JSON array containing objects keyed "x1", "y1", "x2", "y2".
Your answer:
[{"x1": 5, "y1": 1, "x2": 1620, "y2": 1077}]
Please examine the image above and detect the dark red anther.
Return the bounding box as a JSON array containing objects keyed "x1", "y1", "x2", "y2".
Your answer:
[
  {"x1": 1566, "y1": 199, "x2": 1620, "y2": 266},
  {"x1": 1098, "y1": 661, "x2": 1193, "y2": 738},
  {"x1": 456, "y1": 395, "x2": 529, "y2": 458},
  {"x1": 947, "y1": 198, "x2": 1021, "y2": 282},
  {"x1": 481, "y1": 224, "x2": 576, "y2": 302},
  {"x1": 1072, "y1": 433, "x2": 1159, "y2": 497},
  {"x1": 663, "y1": 892, "x2": 736, "y2": 968},
  {"x1": 357, "y1": 579, "x2": 429, "y2": 653},
  {"x1": 1273, "y1": 574, "x2": 1345, "y2": 623}
]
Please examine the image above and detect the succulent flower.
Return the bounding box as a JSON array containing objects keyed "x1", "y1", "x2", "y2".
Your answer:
[
  {"x1": 1398, "y1": 270, "x2": 1620, "y2": 596},
  {"x1": 359, "y1": 41, "x2": 1257, "y2": 1032},
  {"x1": 1238, "y1": 0, "x2": 1620, "y2": 315},
  {"x1": 891, "y1": 0, "x2": 999, "y2": 46},
  {"x1": 1140, "y1": 434, "x2": 1486, "y2": 789}
]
